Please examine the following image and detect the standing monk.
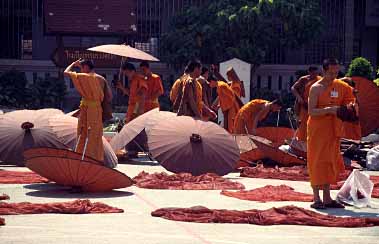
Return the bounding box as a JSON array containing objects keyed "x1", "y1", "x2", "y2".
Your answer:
[
  {"x1": 170, "y1": 67, "x2": 189, "y2": 112},
  {"x1": 140, "y1": 61, "x2": 164, "y2": 112},
  {"x1": 116, "y1": 62, "x2": 147, "y2": 123},
  {"x1": 291, "y1": 66, "x2": 321, "y2": 142},
  {"x1": 226, "y1": 67, "x2": 245, "y2": 98},
  {"x1": 209, "y1": 76, "x2": 242, "y2": 133},
  {"x1": 233, "y1": 99, "x2": 282, "y2": 135},
  {"x1": 64, "y1": 59, "x2": 104, "y2": 161},
  {"x1": 307, "y1": 58, "x2": 358, "y2": 209},
  {"x1": 177, "y1": 60, "x2": 203, "y2": 118},
  {"x1": 198, "y1": 67, "x2": 217, "y2": 121}
]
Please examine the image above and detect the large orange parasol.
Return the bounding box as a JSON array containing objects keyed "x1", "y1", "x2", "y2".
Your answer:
[
  {"x1": 147, "y1": 116, "x2": 240, "y2": 176},
  {"x1": 237, "y1": 127, "x2": 295, "y2": 163},
  {"x1": 88, "y1": 44, "x2": 159, "y2": 61},
  {"x1": 48, "y1": 114, "x2": 117, "y2": 168},
  {"x1": 0, "y1": 109, "x2": 66, "y2": 165},
  {"x1": 110, "y1": 109, "x2": 176, "y2": 151},
  {"x1": 350, "y1": 76, "x2": 379, "y2": 136},
  {"x1": 250, "y1": 136, "x2": 305, "y2": 166},
  {"x1": 24, "y1": 150, "x2": 133, "y2": 192}
]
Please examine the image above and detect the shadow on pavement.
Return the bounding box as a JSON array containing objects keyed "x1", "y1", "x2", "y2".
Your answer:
[{"x1": 319, "y1": 208, "x2": 379, "y2": 218}]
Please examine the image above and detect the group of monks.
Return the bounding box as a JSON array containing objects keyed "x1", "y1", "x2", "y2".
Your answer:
[{"x1": 64, "y1": 57, "x2": 360, "y2": 210}]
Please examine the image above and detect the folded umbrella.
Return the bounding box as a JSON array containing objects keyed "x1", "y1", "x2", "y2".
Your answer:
[
  {"x1": 147, "y1": 116, "x2": 240, "y2": 176},
  {"x1": 0, "y1": 109, "x2": 66, "y2": 165}
]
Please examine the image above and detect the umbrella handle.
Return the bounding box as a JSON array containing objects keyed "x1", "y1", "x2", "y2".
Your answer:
[
  {"x1": 74, "y1": 127, "x2": 82, "y2": 152},
  {"x1": 276, "y1": 111, "x2": 280, "y2": 127},
  {"x1": 132, "y1": 140, "x2": 155, "y2": 161},
  {"x1": 81, "y1": 127, "x2": 91, "y2": 160}
]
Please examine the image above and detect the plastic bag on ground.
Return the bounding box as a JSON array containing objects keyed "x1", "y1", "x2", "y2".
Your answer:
[
  {"x1": 337, "y1": 169, "x2": 374, "y2": 208},
  {"x1": 367, "y1": 146, "x2": 379, "y2": 171}
]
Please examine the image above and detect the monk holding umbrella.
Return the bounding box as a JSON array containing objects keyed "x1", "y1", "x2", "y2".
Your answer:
[
  {"x1": 307, "y1": 58, "x2": 359, "y2": 209},
  {"x1": 64, "y1": 59, "x2": 105, "y2": 161}
]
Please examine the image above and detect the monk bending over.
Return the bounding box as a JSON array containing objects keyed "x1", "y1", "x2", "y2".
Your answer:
[
  {"x1": 233, "y1": 99, "x2": 282, "y2": 135},
  {"x1": 64, "y1": 59, "x2": 104, "y2": 161},
  {"x1": 209, "y1": 76, "x2": 242, "y2": 133},
  {"x1": 140, "y1": 61, "x2": 164, "y2": 112},
  {"x1": 307, "y1": 58, "x2": 358, "y2": 209},
  {"x1": 292, "y1": 66, "x2": 321, "y2": 142},
  {"x1": 116, "y1": 62, "x2": 147, "y2": 123}
]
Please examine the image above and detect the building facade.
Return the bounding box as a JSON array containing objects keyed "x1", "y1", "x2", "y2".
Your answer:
[{"x1": 0, "y1": 0, "x2": 378, "y2": 108}]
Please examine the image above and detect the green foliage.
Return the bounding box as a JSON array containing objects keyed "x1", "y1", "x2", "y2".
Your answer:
[
  {"x1": 161, "y1": 0, "x2": 323, "y2": 67},
  {"x1": 346, "y1": 57, "x2": 374, "y2": 80},
  {"x1": 0, "y1": 70, "x2": 29, "y2": 108},
  {"x1": 0, "y1": 70, "x2": 66, "y2": 109}
]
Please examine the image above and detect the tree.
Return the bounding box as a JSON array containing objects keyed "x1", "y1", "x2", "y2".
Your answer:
[
  {"x1": 29, "y1": 77, "x2": 67, "y2": 109},
  {"x1": 346, "y1": 57, "x2": 374, "y2": 80},
  {"x1": 374, "y1": 67, "x2": 379, "y2": 86},
  {"x1": 160, "y1": 0, "x2": 323, "y2": 68},
  {"x1": 0, "y1": 70, "x2": 29, "y2": 108}
]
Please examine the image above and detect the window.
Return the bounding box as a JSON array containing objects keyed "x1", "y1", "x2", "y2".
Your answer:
[
  {"x1": 257, "y1": 76, "x2": 261, "y2": 89},
  {"x1": 268, "y1": 76, "x2": 272, "y2": 90},
  {"x1": 278, "y1": 76, "x2": 283, "y2": 90}
]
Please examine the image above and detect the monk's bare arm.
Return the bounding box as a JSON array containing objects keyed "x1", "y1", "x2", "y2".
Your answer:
[
  {"x1": 308, "y1": 85, "x2": 338, "y2": 116},
  {"x1": 251, "y1": 105, "x2": 270, "y2": 134},
  {"x1": 63, "y1": 59, "x2": 81, "y2": 77}
]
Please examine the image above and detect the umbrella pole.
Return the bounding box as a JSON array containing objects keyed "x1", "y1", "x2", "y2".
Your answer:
[
  {"x1": 132, "y1": 140, "x2": 155, "y2": 161},
  {"x1": 74, "y1": 127, "x2": 82, "y2": 152},
  {"x1": 276, "y1": 111, "x2": 280, "y2": 127},
  {"x1": 81, "y1": 127, "x2": 91, "y2": 160}
]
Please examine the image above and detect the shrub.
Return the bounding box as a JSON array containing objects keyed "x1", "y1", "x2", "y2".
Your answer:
[{"x1": 346, "y1": 57, "x2": 374, "y2": 80}]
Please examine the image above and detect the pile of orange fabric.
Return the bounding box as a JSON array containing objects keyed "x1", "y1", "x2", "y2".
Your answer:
[
  {"x1": 0, "y1": 199, "x2": 123, "y2": 215},
  {"x1": 0, "y1": 217, "x2": 4, "y2": 226},
  {"x1": 0, "y1": 170, "x2": 48, "y2": 184},
  {"x1": 133, "y1": 171, "x2": 245, "y2": 190},
  {"x1": 151, "y1": 205, "x2": 379, "y2": 227},
  {"x1": 221, "y1": 185, "x2": 314, "y2": 202},
  {"x1": 0, "y1": 194, "x2": 10, "y2": 200}
]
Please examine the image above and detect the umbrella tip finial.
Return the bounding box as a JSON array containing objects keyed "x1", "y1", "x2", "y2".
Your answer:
[
  {"x1": 21, "y1": 122, "x2": 34, "y2": 130},
  {"x1": 190, "y1": 134, "x2": 202, "y2": 143}
]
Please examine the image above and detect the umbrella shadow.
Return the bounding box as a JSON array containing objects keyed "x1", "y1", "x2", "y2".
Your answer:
[
  {"x1": 318, "y1": 208, "x2": 379, "y2": 218},
  {"x1": 24, "y1": 184, "x2": 134, "y2": 199}
]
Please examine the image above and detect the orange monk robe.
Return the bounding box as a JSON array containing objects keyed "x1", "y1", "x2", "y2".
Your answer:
[
  {"x1": 181, "y1": 76, "x2": 203, "y2": 115},
  {"x1": 126, "y1": 74, "x2": 148, "y2": 123},
  {"x1": 307, "y1": 79, "x2": 358, "y2": 186},
  {"x1": 170, "y1": 77, "x2": 184, "y2": 103},
  {"x1": 230, "y1": 81, "x2": 242, "y2": 97},
  {"x1": 144, "y1": 73, "x2": 164, "y2": 112},
  {"x1": 233, "y1": 99, "x2": 269, "y2": 134},
  {"x1": 68, "y1": 72, "x2": 104, "y2": 161},
  {"x1": 295, "y1": 76, "x2": 322, "y2": 141},
  {"x1": 216, "y1": 81, "x2": 240, "y2": 133}
]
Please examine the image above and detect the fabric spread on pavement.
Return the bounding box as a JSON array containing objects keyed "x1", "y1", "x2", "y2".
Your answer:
[
  {"x1": 0, "y1": 194, "x2": 10, "y2": 200},
  {"x1": 133, "y1": 171, "x2": 245, "y2": 190},
  {"x1": 151, "y1": 205, "x2": 379, "y2": 227},
  {"x1": 221, "y1": 185, "x2": 314, "y2": 202},
  {"x1": 0, "y1": 199, "x2": 123, "y2": 215},
  {"x1": 0, "y1": 170, "x2": 49, "y2": 184}
]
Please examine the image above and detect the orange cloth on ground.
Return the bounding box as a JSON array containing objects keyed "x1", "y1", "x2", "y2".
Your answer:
[
  {"x1": 182, "y1": 76, "x2": 203, "y2": 114},
  {"x1": 217, "y1": 81, "x2": 240, "y2": 133},
  {"x1": 69, "y1": 72, "x2": 104, "y2": 161},
  {"x1": 230, "y1": 81, "x2": 242, "y2": 97},
  {"x1": 233, "y1": 99, "x2": 269, "y2": 134},
  {"x1": 145, "y1": 73, "x2": 164, "y2": 112},
  {"x1": 126, "y1": 74, "x2": 148, "y2": 123},
  {"x1": 295, "y1": 76, "x2": 321, "y2": 141},
  {"x1": 307, "y1": 79, "x2": 357, "y2": 186}
]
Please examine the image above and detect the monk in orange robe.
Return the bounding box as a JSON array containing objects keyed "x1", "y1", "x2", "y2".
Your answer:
[
  {"x1": 209, "y1": 77, "x2": 242, "y2": 133},
  {"x1": 233, "y1": 99, "x2": 282, "y2": 134},
  {"x1": 198, "y1": 67, "x2": 217, "y2": 121},
  {"x1": 292, "y1": 66, "x2": 321, "y2": 142},
  {"x1": 170, "y1": 66, "x2": 189, "y2": 112},
  {"x1": 177, "y1": 60, "x2": 203, "y2": 118},
  {"x1": 64, "y1": 59, "x2": 104, "y2": 161},
  {"x1": 307, "y1": 58, "x2": 358, "y2": 209},
  {"x1": 140, "y1": 61, "x2": 164, "y2": 112},
  {"x1": 226, "y1": 67, "x2": 245, "y2": 98},
  {"x1": 116, "y1": 62, "x2": 147, "y2": 123}
]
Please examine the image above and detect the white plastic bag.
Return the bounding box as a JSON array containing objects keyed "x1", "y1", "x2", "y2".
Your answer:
[
  {"x1": 366, "y1": 146, "x2": 379, "y2": 171},
  {"x1": 336, "y1": 169, "x2": 374, "y2": 208}
]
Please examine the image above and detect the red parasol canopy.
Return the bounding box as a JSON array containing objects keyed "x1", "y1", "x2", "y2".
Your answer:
[
  {"x1": 0, "y1": 109, "x2": 66, "y2": 165},
  {"x1": 350, "y1": 76, "x2": 379, "y2": 136},
  {"x1": 147, "y1": 116, "x2": 240, "y2": 176},
  {"x1": 25, "y1": 149, "x2": 133, "y2": 192},
  {"x1": 88, "y1": 44, "x2": 160, "y2": 61},
  {"x1": 48, "y1": 114, "x2": 117, "y2": 168},
  {"x1": 250, "y1": 136, "x2": 305, "y2": 165}
]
